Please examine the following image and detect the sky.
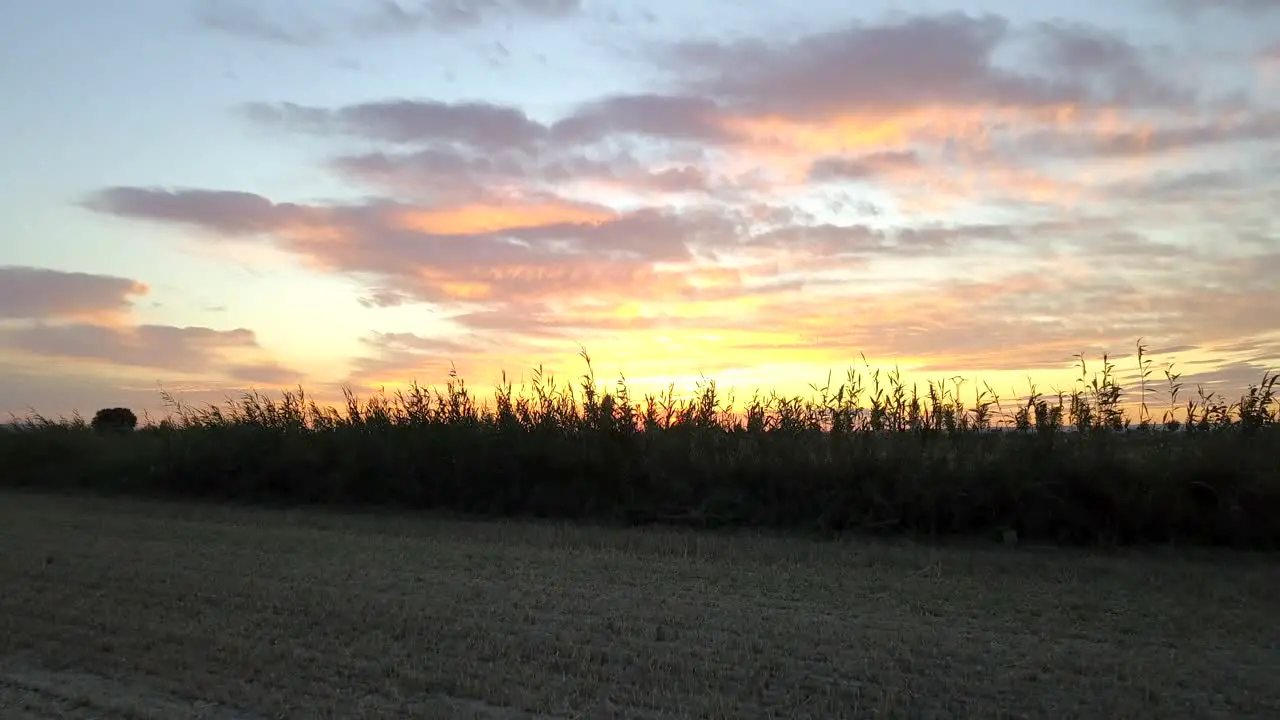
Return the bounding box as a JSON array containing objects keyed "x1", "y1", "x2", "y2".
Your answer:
[{"x1": 1, "y1": 0, "x2": 1278, "y2": 420}]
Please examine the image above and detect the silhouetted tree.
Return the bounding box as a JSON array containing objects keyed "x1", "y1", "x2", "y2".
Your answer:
[{"x1": 91, "y1": 407, "x2": 137, "y2": 433}]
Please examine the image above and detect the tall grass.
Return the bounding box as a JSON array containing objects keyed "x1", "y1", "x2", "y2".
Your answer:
[{"x1": 3, "y1": 342, "x2": 1278, "y2": 548}]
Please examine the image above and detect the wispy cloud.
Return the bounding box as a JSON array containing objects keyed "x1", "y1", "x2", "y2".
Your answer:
[
  {"x1": 195, "y1": 0, "x2": 329, "y2": 46},
  {"x1": 197, "y1": 0, "x2": 584, "y2": 45},
  {"x1": 365, "y1": 0, "x2": 583, "y2": 33},
  {"x1": 1168, "y1": 0, "x2": 1280, "y2": 16}
]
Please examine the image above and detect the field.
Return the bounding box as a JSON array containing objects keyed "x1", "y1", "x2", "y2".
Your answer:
[{"x1": 2, "y1": 491, "x2": 1277, "y2": 719}]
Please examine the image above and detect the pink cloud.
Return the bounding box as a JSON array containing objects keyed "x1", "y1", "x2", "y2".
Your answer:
[{"x1": 0, "y1": 266, "x2": 148, "y2": 323}]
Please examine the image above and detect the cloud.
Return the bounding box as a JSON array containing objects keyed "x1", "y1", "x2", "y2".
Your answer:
[
  {"x1": 244, "y1": 99, "x2": 549, "y2": 150},
  {"x1": 347, "y1": 330, "x2": 498, "y2": 386},
  {"x1": 1108, "y1": 168, "x2": 1255, "y2": 205},
  {"x1": 224, "y1": 362, "x2": 307, "y2": 385},
  {"x1": 0, "y1": 367, "x2": 240, "y2": 421},
  {"x1": 664, "y1": 13, "x2": 1188, "y2": 119},
  {"x1": 357, "y1": 289, "x2": 417, "y2": 309},
  {"x1": 195, "y1": 0, "x2": 581, "y2": 47},
  {"x1": 710, "y1": 254, "x2": 1280, "y2": 379},
  {"x1": 1, "y1": 266, "x2": 304, "y2": 390},
  {"x1": 1018, "y1": 111, "x2": 1280, "y2": 158},
  {"x1": 5, "y1": 323, "x2": 254, "y2": 372},
  {"x1": 66, "y1": 8, "x2": 1280, "y2": 407},
  {"x1": 82, "y1": 186, "x2": 733, "y2": 305},
  {"x1": 393, "y1": 199, "x2": 615, "y2": 234},
  {"x1": 331, "y1": 144, "x2": 718, "y2": 203},
  {"x1": 196, "y1": 0, "x2": 327, "y2": 45},
  {"x1": 82, "y1": 187, "x2": 293, "y2": 236},
  {"x1": 246, "y1": 94, "x2": 739, "y2": 156},
  {"x1": 2, "y1": 320, "x2": 306, "y2": 386},
  {"x1": 1168, "y1": 0, "x2": 1280, "y2": 15},
  {"x1": 230, "y1": 10, "x2": 1205, "y2": 216},
  {"x1": 550, "y1": 94, "x2": 734, "y2": 145},
  {"x1": 808, "y1": 151, "x2": 923, "y2": 181},
  {"x1": 0, "y1": 266, "x2": 148, "y2": 322},
  {"x1": 229, "y1": 11, "x2": 1220, "y2": 221},
  {"x1": 248, "y1": 13, "x2": 1189, "y2": 154},
  {"x1": 365, "y1": 0, "x2": 582, "y2": 33},
  {"x1": 1176, "y1": 360, "x2": 1280, "y2": 400}
]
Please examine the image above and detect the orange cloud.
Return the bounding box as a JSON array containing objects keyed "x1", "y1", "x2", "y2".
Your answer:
[
  {"x1": 393, "y1": 200, "x2": 615, "y2": 234},
  {"x1": 692, "y1": 104, "x2": 1119, "y2": 212},
  {"x1": 720, "y1": 111, "x2": 913, "y2": 158}
]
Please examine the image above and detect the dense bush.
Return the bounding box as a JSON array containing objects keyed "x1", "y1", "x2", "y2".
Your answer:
[
  {"x1": 91, "y1": 407, "x2": 138, "y2": 434},
  {"x1": 3, "y1": 344, "x2": 1278, "y2": 548}
]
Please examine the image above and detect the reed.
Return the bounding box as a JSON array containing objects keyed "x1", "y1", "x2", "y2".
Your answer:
[{"x1": 4, "y1": 341, "x2": 1277, "y2": 548}]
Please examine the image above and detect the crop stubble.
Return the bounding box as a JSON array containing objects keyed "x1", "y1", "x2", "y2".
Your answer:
[{"x1": 0, "y1": 491, "x2": 1276, "y2": 719}]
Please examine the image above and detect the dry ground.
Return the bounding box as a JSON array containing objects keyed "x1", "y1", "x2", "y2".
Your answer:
[{"x1": 0, "y1": 491, "x2": 1276, "y2": 719}]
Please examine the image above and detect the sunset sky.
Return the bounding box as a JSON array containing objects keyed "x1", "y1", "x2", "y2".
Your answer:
[{"x1": 2, "y1": 0, "x2": 1278, "y2": 420}]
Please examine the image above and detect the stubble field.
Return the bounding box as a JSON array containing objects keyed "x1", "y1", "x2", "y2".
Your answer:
[{"x1": 1, "y1": 491, "x2": 1276, "y2": 719}]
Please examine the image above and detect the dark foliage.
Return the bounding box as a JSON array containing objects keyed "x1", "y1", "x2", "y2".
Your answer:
[
  {"x1": 90, "y1": 407, "x2": 138, "y2": 434},
  {"x1": 3, "y1": 344, "x2": 1278, "y2": 549}
]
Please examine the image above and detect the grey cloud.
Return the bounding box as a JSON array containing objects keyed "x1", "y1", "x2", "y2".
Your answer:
[
  {"x1": 1169, "y1": 0, "x2": 1280, "y2": 15},
  {"x1": 1056, "y1": 230, "x2": 1184, "y2": 260},
  {"x1": 551, "y1": 94, "x2": 732, "y2": 144},
  {"x1": 745, "y1": 221, "x2": 1024, "y2": 260},
  {"x1": 363, "y1": 331, "x2": 488, "y2": 356},
  {"x1": 655, "y1": 12, "x2": 1196, "y2": 124},
  {"x1": 333, "y1": 145, "x2": 715, "y2": 198},
  {"x1": 0, "y1": 369, "x2": 243, "y2": 422},
  {"x1": 225, "y1": 362, "x2": 308, "y2": 385},
  {"x1": 0, "y1": 266, "x2": 148, "y2": 320},
  {"x1": 358, "y1": 288, "x2": 419, "y2": 309},
  {"x1": 666, "y1": 14, "x2": 1061, "y2": 117},
  {"x1": 1106, "y1": 168, "x2": 1270, "y2": 206},
  {"x1": 83, "y1": 187, "x2": 301, "y2": 236},
  {"x1": 643, "y1": 166, "x2": 711, "y2": 193},
  {"x1": 196, "y1": 0, "x2": 580, "y2": 47},
  {"x1": 366, "y1": 0, "x2": 582, "y2": 33},
  {"x1": 250, "y1": 93, "x2": 729, "y2": 154},
  {"x1": 196, "y1": 0, "x2": 327, "y2": 45},
  {"x1": 748, "y1": 224, "x2": 887, "y2": 258},
  {"x1": 243, "y1": 99, "x2": 549, "y2": 150},
  {"x1": 1021, "y1": 111, "x2": 1280, "y2": 158},
  {"x1": 1029, "y1": 21, "x2": 1188, "y2": 107},
  {"x1": 1174, "y1": 361, "x2": 1280, "y2": 405},
  {"x1": 808, "y1": 151, "x2": 922, "y2": 181},
  {"x1": 1209, "y1": 337, "x2": 1280, "y2": 356},
  {"x1": 3, "y1": 323, "x2": 259, "y2": 373},
  {"x1": 508, "y1": 208, "x2": 715, "y2": 262},
  {"x1": 347, "y1": 330, "x2": 495, "y2": 384},
  {"x1": 448, "y1": 307, "x2": 571, "y2": 337}
]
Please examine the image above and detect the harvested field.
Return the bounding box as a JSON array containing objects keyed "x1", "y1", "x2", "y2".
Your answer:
[{"x1": 0, "y1": 491, "x2": 1276, "y2": 719}]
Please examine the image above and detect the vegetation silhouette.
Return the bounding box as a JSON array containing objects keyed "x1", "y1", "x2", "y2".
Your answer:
[{"x1": 4, "y1": 341, "x2": 1277, "y2": 548}]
